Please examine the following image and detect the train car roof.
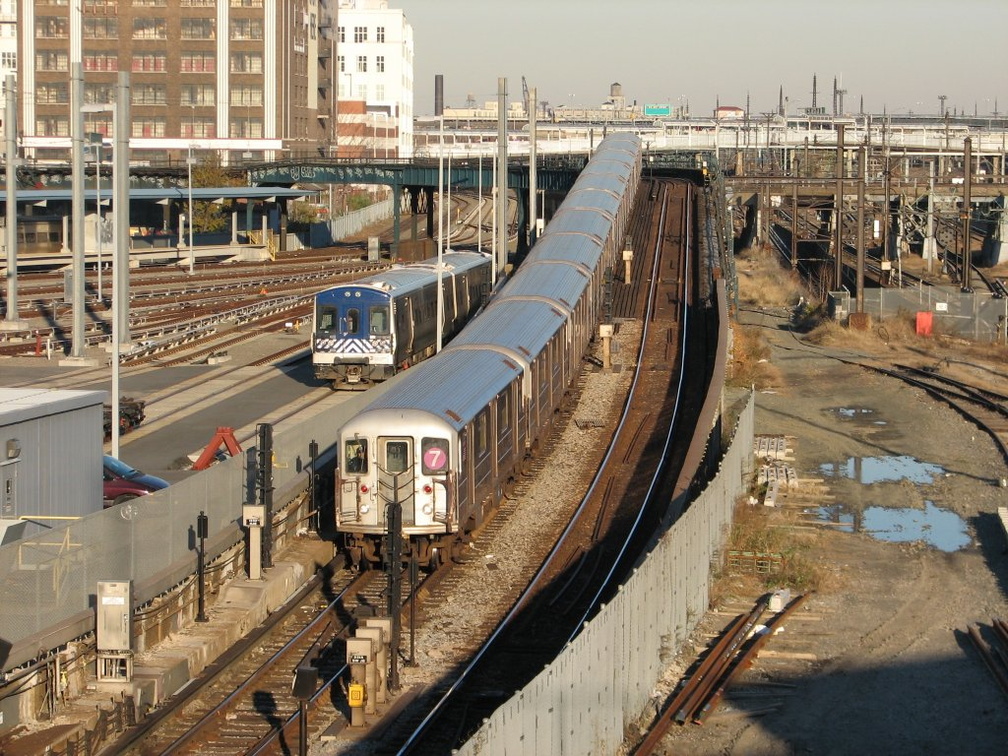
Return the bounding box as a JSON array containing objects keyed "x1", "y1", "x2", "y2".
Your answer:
[
  {"x1": 501, "y1": 258, "x2": 592, "y2": 304},
  {"x1": 539, "y1": 206, "x2": 615, "y2": 242},
  {"x1": 359, "y1": 347, "x2": 522, "y2": 430},
  {"x1": 447, "y1": 298, "x2": 567, "y2": 367},
  {"x1": 316, "y1": 250, "x2": 489, "y2": 299},
  {"x1": 516, "y1": 233, "x2": 600, "y2": 276}
]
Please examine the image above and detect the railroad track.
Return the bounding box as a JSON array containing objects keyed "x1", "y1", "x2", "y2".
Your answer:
[
  {"x1": 106, "y1": 560, "x2": 419, "y2": 755},
  {"x1": 364, "y1": 178, "x2": 721, "y2": 754},
  {"x1": 0, "y1": 253, "x2": 384, "y2": 357},
  {"x1": 861, "y1": 361, "x2": 1008, "y2": 468}
]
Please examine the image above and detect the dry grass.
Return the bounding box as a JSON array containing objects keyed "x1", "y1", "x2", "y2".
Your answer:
[
  {"x1": 709, "y1": 499, "x2": 828, "y2": 606},
  {"x1": 728, "y1": 323, "x2": 782, "y2": 390},
  {"x1": 735, "y1": 244, "x2": 806, "y2": 309}
]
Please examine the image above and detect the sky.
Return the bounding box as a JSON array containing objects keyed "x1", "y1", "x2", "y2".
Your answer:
[{"x1": 395, "y1": 0, "x2": 1006, "y2": 118}]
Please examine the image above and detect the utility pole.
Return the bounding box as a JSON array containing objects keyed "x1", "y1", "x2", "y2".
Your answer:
[
  {"x1": 961, "y1": 137, "x2": 972, "y2": 293},
  {"x1": 834, "y1": 123, "x2": 845, "y2": 291}
]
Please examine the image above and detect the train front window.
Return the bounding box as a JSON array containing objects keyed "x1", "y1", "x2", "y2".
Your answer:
[
  {"x1": 383, "y1": 440, "x2": 410, "y2": 473},
  {"x1": 343, "y1": 308, "x2": 360, "y2": 335},
  {"x1": 369, "y1": 306, "x2": 390, "y2": 335},
  {"x1": 317, "y1": 305, "x2": 337, "y2": 332},
  {"x1": 345, "y1": 440, "x2": 367, "y2": 473}
]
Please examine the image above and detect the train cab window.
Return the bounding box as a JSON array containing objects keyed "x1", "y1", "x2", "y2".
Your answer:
[
  {"x1": 317, "y1": 305, "x2": 337, "y2": 332},
  {"x1": 421, "y1": 437, "x2": 449, "y2": 475},
  {"x1": 383, "y1": 440, "x2": 410, "y2": 473},
  {"x1": 369, "y1": 306, "x2": 390, "y2": 335},
  {"x1": 344, "y1": 308, "x2": 360, "y2": 335},
  {"x1": 345, "y1": 440, "x2": 367, "y2": 473}
]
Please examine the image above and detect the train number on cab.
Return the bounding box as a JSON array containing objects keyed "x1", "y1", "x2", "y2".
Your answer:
[{"x1": 422, "y1": 438, "x2": 449, "y2": 474}]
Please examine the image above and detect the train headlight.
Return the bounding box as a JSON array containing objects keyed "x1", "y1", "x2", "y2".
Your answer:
[
  {"x1": 360, "y1": 503, "x2": 370, "y2": 514},
  {"x1": 422, "y1": 504, "x2": 433, "y2": 515}
]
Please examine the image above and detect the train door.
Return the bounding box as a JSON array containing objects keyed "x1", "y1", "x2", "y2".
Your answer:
[
  {"x1": 377, "y1": 437, "x2": 415, "y2": 526},
  {"x1": 400, "y1": 297, "x2": 415, "y2": 356}
]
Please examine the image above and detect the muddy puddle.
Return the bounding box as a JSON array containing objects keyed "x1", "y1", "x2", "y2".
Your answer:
[{"x1": 814, "y1": 454, "x2": 970, "y2": 551}]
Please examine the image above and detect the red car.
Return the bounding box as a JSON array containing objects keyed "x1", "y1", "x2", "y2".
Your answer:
[{"x1": 103, "y1": 455, "x2": 169, "y2": 508}]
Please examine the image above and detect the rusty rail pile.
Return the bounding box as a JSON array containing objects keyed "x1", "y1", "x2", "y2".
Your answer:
[
  {"x1": 964, "y1": 618, "x2": 1008, "y2": 698},
  {"x1": 633, "y1": 592, "x2": 809, "y2": 756}
]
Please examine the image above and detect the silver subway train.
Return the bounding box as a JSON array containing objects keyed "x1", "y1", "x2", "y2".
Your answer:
[
  {"x1": 312, "y1": 250, "x2": 493, "y2": 388},
  {"x1": 335, "y1": 133, "x2": 642, "y2": 567}
]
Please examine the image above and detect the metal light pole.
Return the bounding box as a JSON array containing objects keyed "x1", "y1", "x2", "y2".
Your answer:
[
  {"x1": 3, "y1": 74, "x2": 24, "y2": 330},
  {"x1": 436, "y1": 115, "x2": 444, "y2": 351},
  {"x1": 187, "y1": 105, "x2": 196, "y2": 275},
  {"x1": 94, "y1": 141, "x2": 103, "y2": 302},
  {"x1": 187, "y1": 144, "x2": 195, "y2": 274}
]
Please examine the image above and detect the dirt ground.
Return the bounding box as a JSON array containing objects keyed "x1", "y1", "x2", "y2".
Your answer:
[{"x1": 650, "y1": 251, "x2": 1008, "y2": 755}]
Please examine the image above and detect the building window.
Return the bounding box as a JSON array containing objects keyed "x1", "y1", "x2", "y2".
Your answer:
[
  {"x1": 376, "y1": 26, "x2": 385, "y2": 43},
  {"x1": 36, "y1": 17, "x2": 69, "y2": 38},
  {"x1": 376, "y1": 55, "x2": 385, "y2": 73},
  {"x1": 36, "y1": 116, "x2": 69, "y2": 137},
  {"x1": 36, "y1": 83, "x2": 68, "y2": 105},
  {"x1": 180, "y1": 0, "x2": 215, "y2": 6},
  {"x1": 230, "y1": 84, "x2": 263, "y2": 106},
  {"x1": 230, "y1": 0, "x2": 263, "y2": 6},
  {"x1": 181, "y1": 52, "x2": 215, "y2": 73},
  {"x1": 356, "y1": 56, "x2": 366, "y2": 73},
  {"x1": 132, "y1": 117, "x2": 166, "y2": 138},
  {"x1": 132, "y1": 0, "x2": 167, "y2": 6},
  {"x1": 354, "y1": 26, "x2": 367, "y2": 43},
  {"x1": 36, "y1": 51, "x2": 68, "y2": 72},
  {"x1": 132, "y1": 53, "x2": 167, "y2": 72},
  {"x1": 376, "y1": 84, "x2": 385, "y2": 101},
  {"x1": 181, "y1": 83, "x2": 215, "y2": 106},
  {"x1": 185, "y1": 117, "x2": 215, "y2": 139},
  {"x1": 84, "y1": 115, "x2": 113, "y2": 138},
  {"x1": 83, "y1": 53, "x2": 118, "y2": 72},
  {"x1": 84, "y1": 0, "x2": 119, "y2": 8},
  {"x1": 181, "y1": 18, "x2": 214, "y2": 39},
  {"x1": 0, "y1": 52, "x2": 15, "y2": 69},
  {"x1": 230, "y1": 18, "x2": 263, "y2": 40},
  {"x1": 132, "y1": 84, "x2": 167, "y2": 105},
  {"x1": 83, "y1": 17, "x2": 117, "y2": 38},
  {"x1": 338, "y1": 26, "x2": 345, "y2": 43},
  {"x1": 337, "y1": 55, "x2": 344, "y2": 73},
  {"x1": 85, "y1": 83, "x2": 117, "y2": 104},
  {"x1": 230, "y1": 51, "x2": 262, "y2": 73},
  {"x1": 356, "y1": 83, "x2": 366, "y2": 100},
  {"x1": 132, "y1": 18, "x2": 166, "y2": 39},
  {"x1": 230, "y1": 117, "x2": 263, "y2": 138}
]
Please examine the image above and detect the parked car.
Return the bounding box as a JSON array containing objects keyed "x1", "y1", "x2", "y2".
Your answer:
[{"x1": 102, "y1": 455, "x2": 169, "y2": 508}]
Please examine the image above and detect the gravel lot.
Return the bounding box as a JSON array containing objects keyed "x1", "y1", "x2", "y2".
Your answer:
[{"x1": 649, "y1": 301, "x2": 1008, "y2": 755}]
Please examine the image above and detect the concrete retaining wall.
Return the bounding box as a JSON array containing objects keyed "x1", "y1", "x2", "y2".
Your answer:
[{"x1": 458, "y1": 392, "x2": 754, "y2": 755}]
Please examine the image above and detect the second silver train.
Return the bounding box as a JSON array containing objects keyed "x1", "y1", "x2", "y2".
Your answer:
[{"x1": 335, "y1": 133, "x2": 643, "y2": 568}]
